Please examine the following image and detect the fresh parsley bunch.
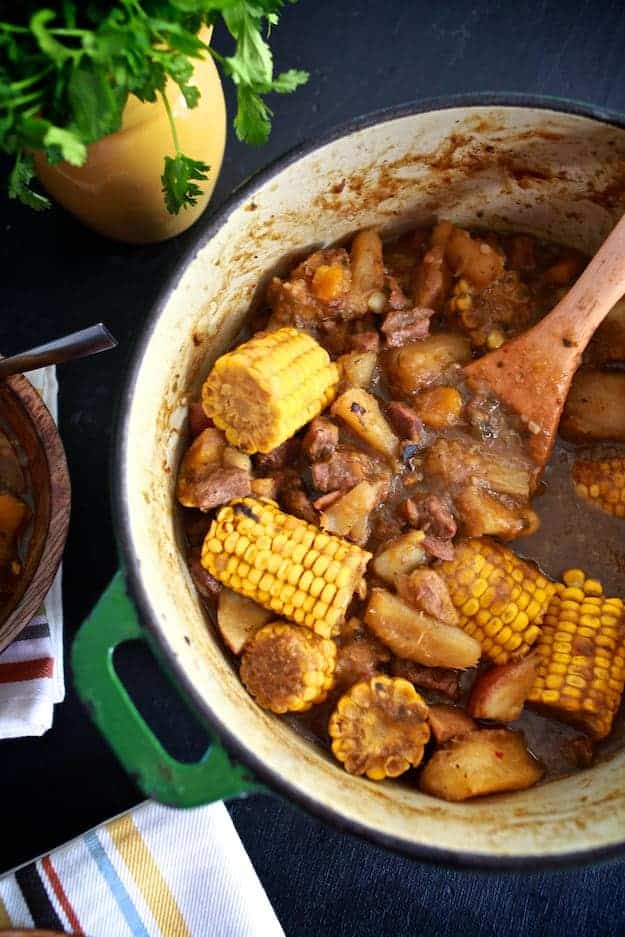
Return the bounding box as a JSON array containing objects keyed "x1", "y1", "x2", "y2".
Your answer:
[{"x1": 0, "y1": 1, "x2": 308, "y2": 214}]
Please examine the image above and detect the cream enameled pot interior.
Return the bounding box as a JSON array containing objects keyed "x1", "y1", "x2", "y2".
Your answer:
[{"x1": 122, "y1": 105, "x2": 625, "y2": 862}]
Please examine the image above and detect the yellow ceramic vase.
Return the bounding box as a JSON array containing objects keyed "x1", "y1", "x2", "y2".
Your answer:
[{"x1": 34, "y1": 30, "x2": 226, "y2": 244}]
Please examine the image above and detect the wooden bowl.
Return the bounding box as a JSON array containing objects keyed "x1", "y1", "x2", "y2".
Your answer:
[{"x1": 0, "y1": 373, "x2": 70, "y2": 651}]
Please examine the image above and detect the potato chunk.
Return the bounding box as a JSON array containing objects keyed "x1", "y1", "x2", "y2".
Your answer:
[
  {"x1": 331, "y1": 388, "x2": 399, "y2": 463},
  {"x1": 385, "y1": 333, "x2": 471, "y2": 396},
  {"x1": 349, "y1": 229, "x2": 385, "y2": 312},
  {"x1": 338, "y1": 350, "x2": 378, "y2": 389},
  {"x1": 467, "y1": 655, "x2": 538, "y2": 722},
  {"x1": 217, "y1": 588, "x2": 273, "y2": 654},
  {"x1": 419, "y1": 728, "x2": 543, "y2": 801},
  {"x1": 428, "y1": 704, "x2": 476, "y2": 744},
  {"x1": 329, "y1": 675, "x2": 430, "y2": 779},
  {"x1": 372, "y1": 531, "x2": 427, "y2": 586},
  {"x1": 455, "y1": 485, "x2": 525, "y2": 541},
  {"x1": 319, "y1": 480, "x2": 386, "y2": 544},
  {"x1": 364, "y1": 588, "x2": 481, "y2": 669},
  {"x1": 445, "y1": 227, "x2": 504, "y2": 290},
  {"x1": 560, "y1": 368, "x2": 625, "y2": 443},
  {"x1": 176, "y1": 427, "x2": 227, "y2": 507}
]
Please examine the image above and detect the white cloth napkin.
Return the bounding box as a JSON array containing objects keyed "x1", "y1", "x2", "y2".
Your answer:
[
  {"x1": 0, "y1": 799, "x2": 285, "y2": 937},
  {"x1": 0, "y1": 366, "x2": 64, "y2": 738}
]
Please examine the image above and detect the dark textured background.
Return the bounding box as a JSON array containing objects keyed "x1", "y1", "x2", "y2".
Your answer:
[{"x1": 3, "y1": 1, "x2": 625, "y2": 934}]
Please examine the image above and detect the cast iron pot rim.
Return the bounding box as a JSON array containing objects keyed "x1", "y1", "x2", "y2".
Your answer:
[{"x1": 113, "y1": 91, "x2": 625, "y2": 872}]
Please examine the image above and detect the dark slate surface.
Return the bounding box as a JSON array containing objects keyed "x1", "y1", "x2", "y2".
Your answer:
[{"x1": 3, "y1": 1, "x2": 625, "y2": 934}]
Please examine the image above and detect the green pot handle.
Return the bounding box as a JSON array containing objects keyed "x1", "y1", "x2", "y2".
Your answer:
[{"x1": 71, "y1": 570, "x2": 263, "y2": 807}]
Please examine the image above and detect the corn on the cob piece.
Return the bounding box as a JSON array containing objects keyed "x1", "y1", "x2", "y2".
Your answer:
[
  {"x1": 329, "y1": 675, "x2": 430, "y2": 780},
  {"x1": 437, "y1": 538, "x2": 556, "y2": 664},
  {"x1": 241, "y1": 622, "x2": 336, "y2": 713},
  {"x1": 572, "y1": 456, "x2": 625, "y2": 518},
  {"x1": 202, "y1": 327, "x2": 339, "y2": 454},
  {"x1": 201, "y1": 497, "x2": 371, "y2": 637},
  {"x1": 528, "y1": 569, "x2": 625, "y2": 739}
]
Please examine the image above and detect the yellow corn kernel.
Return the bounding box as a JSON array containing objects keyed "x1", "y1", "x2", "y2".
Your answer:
[
  {"x1": 202, "y1": 498, "x2": 371, "y2": 637},
  {"x1": 240, "y1": 622, "x2": 336, "y2": 713},
  {"x1": 529, "y1": 570, "x2": 625, "y2": 739},
  {"x1": 437, "y1": 538, "x2": 556, "y2": 663},
  {"x1": 328, "y1": 676, "x2": 430, "y2": 780},
  {"x1": 573, "y1": 457, "x2": 625, "y2": 519},
  {"x1": 202, "y1": 327, "x2": 339, "y2": 453}
]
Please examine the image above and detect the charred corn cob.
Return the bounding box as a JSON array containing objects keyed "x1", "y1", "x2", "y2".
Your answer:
[
  {"x1": 202, "y1": 327, "x2": 339, "y2": 454},
  {"x1": 528, "y1": 569, "x2": 625, "y2": 739},
  {"x1": 241, "y1": 622, "x2": 336, "y2": 713},
  {"x1": 572, "y1": 456, "x2": 625, "y2": 518},
  {"x1": 437, "y1": 538, "x2": 556, "y2": 664},
  {"x1": 329, "y1": 675, "x2": 430, "y2": 780},
  {"x1": 201, "y1": 497, "x2": 371, "y2": 637}
]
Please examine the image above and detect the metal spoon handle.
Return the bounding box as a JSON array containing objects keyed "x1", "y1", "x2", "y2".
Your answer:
[{"x1": 0, "y1": 324, "x2": 117, "y2": 379}]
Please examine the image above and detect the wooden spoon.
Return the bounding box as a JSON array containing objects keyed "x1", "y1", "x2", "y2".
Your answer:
[{"x1": 464, "y1": 213, "x2": 625, "y2": 466}]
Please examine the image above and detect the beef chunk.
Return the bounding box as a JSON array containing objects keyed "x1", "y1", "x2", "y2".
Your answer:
[
  {"x1": 412, "y1": 246, "x2": 451, "y2": 310},
  {"x1": 187, "y1": 547, "x2": 221, "y2": 600},
  {"x1": 194, "y1": 467, "x2": 251, "y2": 512},
  {"x1": 254, "y1": 438, "x2": 299, "y2": 473},
  {"x1": 381, "y1": 307, "x2": 434, "y2": 347},
  {"x1": 334, "y1": 635, "x2": 391, "y2": 690},
  {"x1": 350, "y1": 331, "x2": 380, "y2": 352},
  {"x1": 387, "y1": 401, "x2": 423, "y2": 440},
  {"x1": 422, "y1": 536, "x2": 455, "y2": 561},
  {"x1": 276, "y1": 470, "x2": 318, "y2": 524},
  {"x1": 302, "y1": 418, "x2": 339, "y2": 462},
  {"x1": 188, "y1": 402, "x2": 213, "y2": 438},
  {"x1": 391, "y1": 659, "x2": 460, "y2": 701},
  {"x1": 403, "y1": 494, "x2": 457, "y2": 540},
  {"x1": 311, "y1": 448, "x2": 382, "y2": 492}
]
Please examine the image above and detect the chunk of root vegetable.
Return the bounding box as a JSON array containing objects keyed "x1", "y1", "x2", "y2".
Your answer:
[
  {"x1": 331, "y1": 388, "x2": 399, "y2": 463},
  {"x1": 319, "y1": 480, "x2": 386, "y2": 544},
  {"x1": 217, "y1": 588, "x2": 273, "y2": 654},
  {"x1": 419, "y1": 728, "x2": 543, "y2": 801},
  {"x1": 560, "y1": 368, "x2": 625, "y2": 443},
  {"x1": 338, "y1": 350, "x2": 378, "y2": 389},
  {"x1": 364, "y1": 588, "x2": 481, "y2": 669},
  {"x1": 372, "y1": 531, "x2": 427, "y2": 587},
  {"x1": 467, "y1": 654, "x2": 538, "y2": 722},
  {"x1": 385, "y1": 333, "x2": 471, "y2": 396}
]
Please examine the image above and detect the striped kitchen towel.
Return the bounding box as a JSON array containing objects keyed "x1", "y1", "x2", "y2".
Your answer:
[
  {"x1": 0, "y1": 366, "x2": 64, "y2": 738},
  {"x1": 0, "y1": 800, "x2": 285, "y2": 936}
]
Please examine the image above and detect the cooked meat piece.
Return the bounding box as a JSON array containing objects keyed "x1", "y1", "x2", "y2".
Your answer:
[
  {"x1": 183, "y1": 511, "x2": 212, "y2": 546},
  {"x1": 386, "y1": 401, "x2": 423, "y2": 441},
  {"x1": 334, "y1": 634, "x2": 391, "y2": 690},
  {"x1": 311, "y1": 447, "x2": 385, "y2": 492},
  {"x1": 276, "y1": 470, "x2": 318, "y2": 524},
  {"x1": 302, "y1": 418, "x2": 339, "y2": 462},
  {"x1": 350, "y1": 331, "x2": 380, "y2": 352},
  {"x1": 318, "y1": 320, "x2": 351, "y2": 357},
  {"x1": 543, "y1": 250, "x2": 585, "y2": 285},
  {"x1": 266, "y1": 247, "x2": 352, "y2": 327},
  {"x1": 506, "y1": 234, "x2": 537, "y2": 272},
  {"x1": 412, "y1": 246, "x2": 451, "y2": 310},
  {"x1": 561, "y1": 736, "x2": 594, "y2": 769},
  {"x1": 254, "y1": 437, "x2": 299, "y2": 473},
  {"x1": 193, "y1": 467, "x2": 251, "y2": 512},
  {"x1": 187, "y1": 547, "x2": 221, "y2": 600},
  {"x1": 384, "y1": 272, "x2": 411, "y2": 310},
  {"x1": 404, "y1": 494, "x2": 457, "y2": 540},
  {"x1": 390, "y1": 658, "x2": 460, "y2": 700},
  {"x1": 381, "y1": 307, "x2": 434, "y2": 347},
  {"x1": 176, "y1": 427, "x2": 226, "y2": 508},
  {"x1": 188, "y1": 402, "x2": 212, "y2": 438},
  {"x1": 422, "y1": 535, "x2": 455, "y2": 561},
  {"x1": 370, "y1": 512, "x2": 405, "y2": 546},
  {"x1": 396, "y1": 568, "x2": 458, "y2": 625},
  {"x1": 428, "y1": 704, "x2": 476, "y2": 744},
  {"x1": 313, "y1": 490, "x2": 343, "y2": 511}
]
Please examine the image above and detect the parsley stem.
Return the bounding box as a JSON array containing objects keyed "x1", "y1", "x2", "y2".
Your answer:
[
  {"x1": 1, "y1": 89, "x2": 43, "y2": 109},
  {"x1": 160, "y1": 90, "x2": 181, "y2": 155},
  {"x1": 8, "y1": 65, "x2": 53, "y2": 93}
]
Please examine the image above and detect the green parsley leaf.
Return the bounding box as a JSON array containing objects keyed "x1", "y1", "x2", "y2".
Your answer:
[
  {"x1": 8, "y1": 152, "x2": 50, "y2": 210},
  {"x1": 44, "y1": 125, "x2": 86, "y2": 165},
  {"x1": 161, "y1": 153, "x2": 209, "y2": 214}
]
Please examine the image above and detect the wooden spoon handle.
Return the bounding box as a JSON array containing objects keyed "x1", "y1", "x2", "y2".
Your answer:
[{"x1": 535, "y1": 211, "x2": 625, "y2": 350}]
